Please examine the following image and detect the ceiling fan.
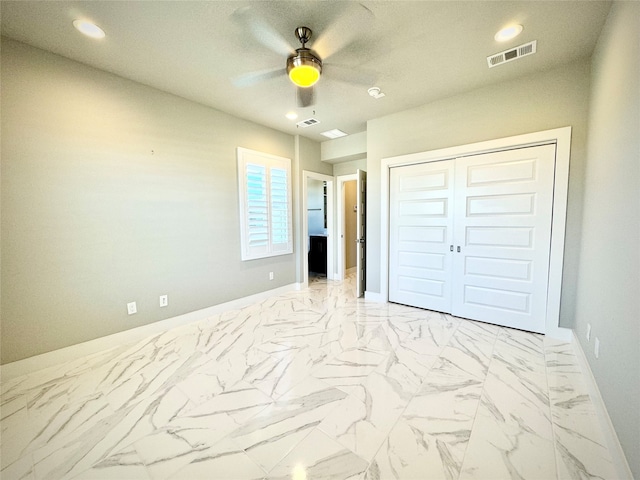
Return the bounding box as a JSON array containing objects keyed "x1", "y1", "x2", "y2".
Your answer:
[
  {"x1": 231, "y1": 4, "x2": 376, "y2": 108},
  {"x1": 287, "y1": 26, "x2": 322, "y2": 107}
]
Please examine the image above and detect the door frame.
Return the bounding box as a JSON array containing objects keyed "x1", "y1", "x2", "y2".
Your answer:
[
  {"x1": 355, "y1": 169, "x2": 367, "y2": 297},
  {"x1": 336, "y1": 174, "x2": 358, "y2": 281},
  {"x1": 302, "y1": 170, "x2": 334, "y2": 287},
  {"x1": 380, "y1": 126, "x2": 572, "y2": 339}
]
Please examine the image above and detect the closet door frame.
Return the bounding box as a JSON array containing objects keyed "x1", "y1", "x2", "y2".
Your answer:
[{"x1": 380, "y1": 127, "x2": 572, "y2": 340}]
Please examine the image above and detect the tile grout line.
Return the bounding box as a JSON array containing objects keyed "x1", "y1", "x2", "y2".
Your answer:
[
  {"x1": 361, "y1": 312, "x2": 470, "y2": 479},
  {"x1": 455, "y1": 325, "x2": 502, "y2": 479},
  {"x1": 543, "y1": 339, "x2": 562, "y2": 480}
]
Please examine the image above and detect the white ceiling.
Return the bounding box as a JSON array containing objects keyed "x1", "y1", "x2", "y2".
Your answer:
[{"x1": 1, "y1": 1, "x2": 611, "y2": 143}]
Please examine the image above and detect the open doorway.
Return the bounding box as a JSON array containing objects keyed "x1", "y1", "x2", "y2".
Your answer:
[
  {"x1": 307, "y1": 177, "x2": 328, "y2": 281},
  {"x1": 344, "y1": 181, "x2": 358, "y2": 277},
  {"x1": 301, "y1": 170, "x2": 333, "y2": 287},
  {"x1": 336, "y1": 170, "x2": 366, "y2": 297},
  {"x1": 336, "y1": 174, "x2": 357, "y2": 280}
]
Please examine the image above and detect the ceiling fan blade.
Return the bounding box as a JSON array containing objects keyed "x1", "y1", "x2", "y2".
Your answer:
[
  {"x1": 297, "y1": 87, "x2": 315, "y2": 108},
  {"x1": 231, "y1": 6, "x2": 294, "y2": 57},
  {"x1": 323, "y1": 64, "x2": 377, "y2": 86},
  {"x1": 233, "y1": 67, "x2": 285, "y2": 88},
  {"x1": 312, "y1": 3, "x2": 375, "y2": 61}
]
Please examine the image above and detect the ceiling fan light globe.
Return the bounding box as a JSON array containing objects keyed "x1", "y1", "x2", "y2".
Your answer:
[
  {"x1": 289, "y1": 65, "x2": 320, "y2": 87},
  {"x1": 287, "y1": 49, "x2": 322, "y2": 88}
]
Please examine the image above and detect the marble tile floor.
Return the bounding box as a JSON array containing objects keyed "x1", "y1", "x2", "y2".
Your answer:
[{"x1": 1, "y1": 274, "x2": 616, "y2": 480}]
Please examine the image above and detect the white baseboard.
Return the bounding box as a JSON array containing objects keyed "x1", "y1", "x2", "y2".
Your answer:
[
  {"x1": 546, "y1": 325, "x2": 573, "y2": 342},
  {"x1": 364, "y1": 290, "x2": 386, "y2": 303},
  {"x1": 571, "y1": 331, "x2": 633, "y2": 480},
  {"x1": 1, "y1": 283, "x2": 298, "y2": 382}
]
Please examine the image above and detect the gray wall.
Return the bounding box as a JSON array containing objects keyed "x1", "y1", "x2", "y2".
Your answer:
[
  {"x1": 294, "y1": 136, "x2": 330, "y2": 282},
  {"x1": 574, "y1": 2, "x2": 639, "y2": 476},
  {"x1": 366, "y1": 59, "x2": 591, "y2": 329},
  {"x1": 0, "y1": 39, "x2": 322, "y2": 363},
  {"x1": 332, "y1": 157, "x2": 366, "y2": 177},
  {"x1": 299, "y1": 136, "x2": 331, "y2": 177}
]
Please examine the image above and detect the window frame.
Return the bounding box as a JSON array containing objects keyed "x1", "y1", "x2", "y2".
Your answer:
[{"x1": 237, "y1": 147, "x2": 293, "y2": 261}]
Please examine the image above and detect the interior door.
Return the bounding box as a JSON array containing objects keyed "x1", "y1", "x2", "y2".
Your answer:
[
  {"x1": 451, "y1": 144, "x2": 556, "y2": 333},
  {"x1": 389, "y1": 161, "x2": 455, "y2": 312},
  {"x1": 356, "y1": 169, "x2": 367, "y2": 297}
]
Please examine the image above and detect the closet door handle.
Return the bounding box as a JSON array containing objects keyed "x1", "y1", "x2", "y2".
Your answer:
[
  {"x1": 457, "y1": 246, "x2": 461, "y2": 253},
  {"x1": 450, "y1": 245, "x2": 454, "y2": 252}
]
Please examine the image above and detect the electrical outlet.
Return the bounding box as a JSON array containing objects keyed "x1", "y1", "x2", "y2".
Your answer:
[
  {"x1": 127, "y1": 302, "x2": 137, "y2": 315},
  {"x1": 269, "y1": 272, "x2": 274, "y2": 280},
  {"x1": 595, "y1": 337, "x2": 600, "y2": 358},
  {"x1": 586, "y1": 323, "x2": 591, "y2": 341},
  {"x1": 159, "y1": 295, "x2": 168, "y2": 307}
]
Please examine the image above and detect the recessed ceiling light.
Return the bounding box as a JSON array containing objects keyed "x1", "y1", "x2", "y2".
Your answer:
[
  {"x1": 285, "y1": 112, "x2": 298, "y2": 120},
  {"x1": 320, "y1": 129, "x2": 348, "y2": 139},
  {"x1": 73, "y1": 20, "x2": 106, "y2": 39},
  {"x1": 495, "y1": 24, "x2": 523, "y2": 42}
]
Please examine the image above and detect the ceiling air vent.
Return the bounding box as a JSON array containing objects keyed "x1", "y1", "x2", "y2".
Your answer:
[
  {"x1": 487, "y1": 40, "x2": 537, "y2": 68},
  {"x1": 297, "y1": 117, "x2": 320, "y2": 128}
]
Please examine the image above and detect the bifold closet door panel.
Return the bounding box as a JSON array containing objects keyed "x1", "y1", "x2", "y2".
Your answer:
[
  {"x1": 451, "y1": 144, "x2": 556, "y2": 333},
  {"x1": 389, "y1": 160, "x2": 455, "y2": 312}
]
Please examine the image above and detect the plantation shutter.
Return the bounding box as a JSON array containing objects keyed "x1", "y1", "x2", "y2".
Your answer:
[
  {"x1": 246, "y1": 163, "x2": 269, "y2": 255},
  {"x1": 238, "y1": 148, "x2": 293, "y2": 260},
  {"x1": 270, "y1": 167, "x2": 289, "y2": 252}
]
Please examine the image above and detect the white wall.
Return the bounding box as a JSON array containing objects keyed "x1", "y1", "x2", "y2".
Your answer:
[
  {"x1": 0, "y1": 39, "x2": 327, "y2": 363},
  {"x1": 366, "y1": 59, "x2": 591, "y2": 329},
  {"x1": 574, "y1": 2, "x2": 639, "y2": 476}
]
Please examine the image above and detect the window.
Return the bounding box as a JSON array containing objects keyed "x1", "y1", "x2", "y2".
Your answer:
[{"x1": 237, "y1": 147, "x2": 293, "y2": 260}]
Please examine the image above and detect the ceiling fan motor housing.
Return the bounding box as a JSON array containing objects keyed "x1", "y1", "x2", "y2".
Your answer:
[{"x1": 287, "y1": 49, "x2": 323, "y2": 75}]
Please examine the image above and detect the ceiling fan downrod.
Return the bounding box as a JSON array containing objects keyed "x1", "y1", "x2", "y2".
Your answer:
[{"x1": 295, "y1": 26, "x2": 312, "y2": 47}]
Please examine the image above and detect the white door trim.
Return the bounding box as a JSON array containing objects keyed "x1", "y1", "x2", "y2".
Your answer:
[
  {"x1": 336, "y1": 174, "x2": 358, "y2": 281},
  {"x1": 356, "y1": 169, "x2": 367, "y2": 297},
  {"x1": 302, "y1": 170, "x2": 334, "y2": 287},
  {"x1": 380, "y1": 126, "x2": 572, "y2": 339}
]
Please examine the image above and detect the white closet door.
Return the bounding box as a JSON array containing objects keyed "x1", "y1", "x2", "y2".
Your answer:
[
  {"x1": 389, "y1": 161, "x2": 455, "y2": 312},
  {"x1": 451, "y1": 144, "x2": 556, "y2": 333}
]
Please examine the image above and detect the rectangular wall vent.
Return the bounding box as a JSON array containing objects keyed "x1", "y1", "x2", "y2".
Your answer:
[
  {"x1": 487, "y1": 40, "x2": 537, "y2": 68},
  {"x1": 297, "y1": 118, "x2": 320, "y2": 128}
]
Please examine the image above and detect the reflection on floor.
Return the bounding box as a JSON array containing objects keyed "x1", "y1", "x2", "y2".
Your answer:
[
  {"x1": 1, "y1": 274, "x2": 616, "y2": 479},
  {"x1": 309, "y1": 271, "x2": 327, "y2": 283}
]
